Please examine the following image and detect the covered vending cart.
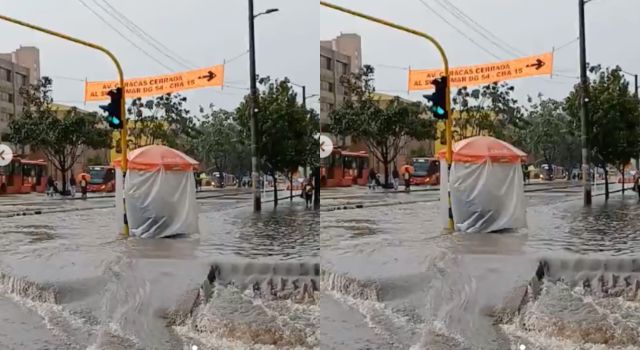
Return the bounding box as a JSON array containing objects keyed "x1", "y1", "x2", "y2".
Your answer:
[
  {"x1": 113, "y1": 145, "x2": 200, "y2": 238},
  {"x1": 438, "y1": 136, "x2": 527, "y2": 233}
]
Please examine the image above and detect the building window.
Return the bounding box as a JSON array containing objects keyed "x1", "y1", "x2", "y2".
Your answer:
[
  {"x1": 321, "y1": 102, "x2": 335, "y2": 114},
  {"x1": 0, "y1": 68, "x2": 11, "y2": 83},
  {"x1": 320, "y1": 55, "x2": 332, "y2": 70},
  {"x1": 16, "y1": 73, "x2": 26, "y2": 87},
  {"x1": 321, "y1": 81, "x2": 334, "y2": 93},
  {"x1": 0, "y1": 92, "x2": 13, "y2": 103},
  {"x1": 336, "y1": 61, "x2": 348, "y2": 76}
]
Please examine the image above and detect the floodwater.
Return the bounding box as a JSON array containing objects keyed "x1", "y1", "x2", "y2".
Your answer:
[
  {"x1": 0, "y1": 197, "x2": 319, "y2": 349},
  {"x1": 321, "y1": 188, "x2": 640, "y2": 350}
]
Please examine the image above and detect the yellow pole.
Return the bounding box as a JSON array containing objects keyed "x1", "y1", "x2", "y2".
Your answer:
[
  {"x1": 0, "y1": 13, "x2": 129, "y2": 236},
  {"x1": 320, "y1": 1, "x2": 454, "y2": 231}
]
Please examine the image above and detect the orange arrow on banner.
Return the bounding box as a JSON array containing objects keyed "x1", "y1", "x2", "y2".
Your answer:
[
  {"x1": 408, "y1": 52, "x2": 553, "y2": 91},
  {"x1": 84, "y1": 64, "x2": 225, "y2": 102}
]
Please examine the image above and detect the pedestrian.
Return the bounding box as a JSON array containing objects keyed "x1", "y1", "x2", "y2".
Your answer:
[
  {"x1": 79, "y1": 175, "x2": 88, "y2": 200},
  {"x1": 635, "y1": 175, "x2": 640, "y2": 202},
  {"x1": 304, "y1": 177, "x2": 314, "y2": 208},
  {"x1": 368, "y1": 169, "x2": 377, "y2": 192},
  {"x1": 46, "y1": 175, "x2": 55, "y2": 197},
  {"x1": 392, "y1": 167, "x2": 400, "y2": 191},
  {"x1": 69, "y1": 174, "x2": 77, "y2": 197},
  {"x1": 402, "y1": 163, "x2": 412, "y2": 192}
]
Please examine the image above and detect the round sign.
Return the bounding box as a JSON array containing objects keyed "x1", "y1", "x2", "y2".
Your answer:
[
  {"x1": 0, "y1": 144, "x2": 13, "y2": 166},
  {"x1": 319, "y1": 135, "x2": 333, "y2": 159}
]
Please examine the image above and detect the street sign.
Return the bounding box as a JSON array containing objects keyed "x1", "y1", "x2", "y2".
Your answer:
[
  {"x1": 319, "y1": 135, "x2": 333, "y2": 159},
  {"x1": 84, "y1": 64, "x2": 225, "y2": 102},
  {"x1": 408, "y1": 52, "x2": 553, "y2": 91},
  {"x1": 0, "y1": 144, "x2": 13, "y2": 166}
]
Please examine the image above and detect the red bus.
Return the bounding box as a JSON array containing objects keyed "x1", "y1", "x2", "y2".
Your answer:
[
  {"x1": 411, "y1": 157, "x2": 440, "y2": 186},
  {"x1": 0, "y1": 158, "x2": 47, "y2": 194},
  {"x1": 87, "y1": 165, "x2": 116, "y2": 192},
  {"x1": 321, "y1": 149, "x2": 369, "y2": 188}
]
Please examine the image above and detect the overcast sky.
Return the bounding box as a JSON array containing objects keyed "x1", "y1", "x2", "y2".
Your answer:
[
  {"x1": 0, "y1": 0, "x2": 318, "y2": 113},
  {"x1": 320, "y1": 0, "x2": 640, "y2": 105}
]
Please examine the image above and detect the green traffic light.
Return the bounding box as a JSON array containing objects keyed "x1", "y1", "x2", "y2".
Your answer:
[{"x1": 431, "y1": 106, "x2": 445, "y2": 115}]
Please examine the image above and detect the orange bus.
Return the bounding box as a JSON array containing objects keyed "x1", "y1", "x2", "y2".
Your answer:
[
  {"x1": 0, "y1": 158, "x2": 47, "y2": 194},
  {"x1": 320, "y1": 149, "x2": 369, "y2": 187},
  {"x1": 87, "y1": 165, "x2": 116, "y2": 192},
  {"x1": 411, "y1": 157, "x2": 440, "y2": 186}
]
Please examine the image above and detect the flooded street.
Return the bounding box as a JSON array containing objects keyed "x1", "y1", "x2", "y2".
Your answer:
[
  {"x1": 321, "y1": 186, "x2": 640, "y2": 350},
  {"x1": 0, "y1": 196, "x2": 319, "y2": 349}
]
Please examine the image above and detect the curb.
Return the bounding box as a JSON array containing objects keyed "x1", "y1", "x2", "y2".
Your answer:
[
  {"x1": 0, "y1": 204, "x2": 114, "y2": 218},
  {"x1": 321, "y1": 198, "x2": 438, "y2": 212}
]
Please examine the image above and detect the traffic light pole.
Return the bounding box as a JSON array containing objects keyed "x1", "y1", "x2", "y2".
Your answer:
[
  {"x1": 0, "y1": 13, "x2": 129, "y2": 236},
  {"x1": 320, "y1": 1, "x2": 454, "y2": 231}
]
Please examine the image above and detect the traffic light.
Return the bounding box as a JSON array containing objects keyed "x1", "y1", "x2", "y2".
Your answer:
[
  {"x1": 423, "y1": 77, "x2": 448, "y2": 120},
  {"x1": 99, "y1": 87, "x2": 123, "y2": 129}
]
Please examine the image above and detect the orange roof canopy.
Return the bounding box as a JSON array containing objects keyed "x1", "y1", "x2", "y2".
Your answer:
[
  {"x1": 112, "y1": 145, "x2": 199, "y2": 171},
  {"x1": 437, "y1": 136, "x2": 527, "y2": 164}
]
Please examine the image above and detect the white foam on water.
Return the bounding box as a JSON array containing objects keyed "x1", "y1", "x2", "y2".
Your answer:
[
  {"x1": 502, "y1": 280, "x2": 640, "y2": 350},
  {"x1": 173, "y1": 325, "x2": 319, "y2": 350},
  {"x1": 0, "y1": 276, "x2": 95, "y2": 349}
]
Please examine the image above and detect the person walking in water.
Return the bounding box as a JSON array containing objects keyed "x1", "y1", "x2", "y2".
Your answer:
[
  {"x1": 79, "y1": 175, "x2": 88, "y2": 200},
  {"x1": 69, "y1": 173, "x2": 77, "y2": 197},
  {"x1": 368, "y1": 169, "x2": 377, "y2": 192},
  {"x1": 392, "y1": 167, "x2": 400, "y2": 191},
  {"x1": 304, "y1": 177, "x2": 314, "y2": 208}
]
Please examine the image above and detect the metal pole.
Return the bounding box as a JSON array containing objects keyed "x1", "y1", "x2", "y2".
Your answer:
[
  {"x1": 0, "y1": 13, "x2": 129, "y2": 235},
  {"x1": 635, "y1": 74, "x2": 639, "y2": 171},
  {"x1": 248, "y1": 0, "x2": 261, "y2": 211},
  {"x1": 319, "y1": 1, "x2": 453, "y2": 230},
  {"x1": 578, "y1": 0, "x2": 592, "y2": 205}
]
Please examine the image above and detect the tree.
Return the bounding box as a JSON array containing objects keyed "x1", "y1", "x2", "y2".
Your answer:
[
  {"x1": 329, "y1": 65, "x2": 435, "y2": 187},
  {"x1": 191, "y1": 105, "x2": 250, "y2": 177},
  {"x1": 565, "y1": 65, "x2": 640, "y2": 199},
  {"x1": 235, "y1": 77, "x2": 318, "y2": 207},
  {"x1": 123, "y1": 93, "x2": 199, "y2": 154},
  {"x1": 450, "y1": 82, "x2": 526, "y2": 148},
  {"x1": 5, "y1": 77, "x2": 111, "y2": 194},
  {"x1": 523, "y1": 98, "x2": 580, "y2": 173}
]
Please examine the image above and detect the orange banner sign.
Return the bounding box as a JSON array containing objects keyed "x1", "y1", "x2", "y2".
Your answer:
[
  {"x1": 408, "y1": 52, "x2": 553, "y2": 91},
  {"x1": 84, "y1": 64, "x2": 224, "y2": 102}
]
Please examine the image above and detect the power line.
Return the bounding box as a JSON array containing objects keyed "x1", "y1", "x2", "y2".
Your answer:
[
  {"x1": 225, "y1": 50, "x2": 250, "y2": 64},
  {"x1": 416, "y1": 0, "x2": 502, "y2": 60},
  {"x1": 434, "y1": 0, "x2": 524, "y2": 57},
  {"x1": 77, "y1": 0, "x2": 175, "y2": 71},
  {"x1": 100, "y1": 0, "x2": 197, "y2": 69},
  {"x1": 50, "y1": 75, "x2": 86, "y2": 82},
  {"x1": 554, "y1": 37, "x2": 579, "y2": 52},
  {"x1": 374, "y1": 63, "x2": 409, "y2": 71}
]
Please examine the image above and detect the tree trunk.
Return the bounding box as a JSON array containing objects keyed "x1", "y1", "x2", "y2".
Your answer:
[
  {"x1": 604, "y1": 166, "x2": 609, "y2": 200},
  {"x1": 61, "y1": 170, "x2": 67, "y2": 195},
  {"x1": 289, "y1": 172, "x2": 293, "y2": 202},
  {"x1": 620, "y1": 166, "x2": 625, "y2": 195},
  {"x1": 313, "y1": 166, "x2": 320, "y2": 210},
  {"x1": 383, "y1": 159, "x2": 390, "y2": 188},
  {"x1": 273, "y1": 173, "x2": 278, "y2": 208}
]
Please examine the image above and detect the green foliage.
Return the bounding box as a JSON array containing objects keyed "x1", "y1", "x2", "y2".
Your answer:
[
  {"x1": 450, "y1": 82, "x2": 526, "y2": 147},
  {"x1": 126, "y1": 93, "x2": 198, "y2": 153},
  {"x1": 565, "y1": 66, "x2": 640, "y2": 170},
  {"x1": 522, "y1": 98, "x2": 580, "y2": 170},
  {"x1": 5, "y1": 77, "x2": 111, "y2": 192},
  {"x1": 329, "y1": 65, "x2": 435, "y2": 185},
  {"x1": 191, "y1": 105, "x2": 250, "y2": 176},
  {"x1": 235, "y1": 77, "x2": 318, "y2": 205}
]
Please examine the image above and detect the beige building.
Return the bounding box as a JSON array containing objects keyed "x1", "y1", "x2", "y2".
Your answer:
[
  {"x1": 0, "y1": 47, "x2": 40, "y2": 135},
  {"x1": 320, "y1": 33, "x2": 362, "y2": 146}
]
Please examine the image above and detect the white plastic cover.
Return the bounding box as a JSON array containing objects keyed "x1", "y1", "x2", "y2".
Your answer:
[
  {"x1": 122, "y1": 168, "x2": 200, "y2": 238},
  {"x1": 446, "y1": 160, "x2": 526, "y2": 233}
]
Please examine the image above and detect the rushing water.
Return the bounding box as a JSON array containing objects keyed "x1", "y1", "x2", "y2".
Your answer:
[
  {"x1": 0, "y1": 198, "x2": 319, "y2": 349},
  {"x1": 321, "y1": 189, "x2": 640, "y2": 350}
]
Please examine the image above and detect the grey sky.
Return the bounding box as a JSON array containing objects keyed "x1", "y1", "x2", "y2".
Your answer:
[
  {"x1": 320, "y1": 0, "x2": 640, "y2": 105},
  {"x1": 0, "y1": 0, "x2": 318, "y2": 113}
]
